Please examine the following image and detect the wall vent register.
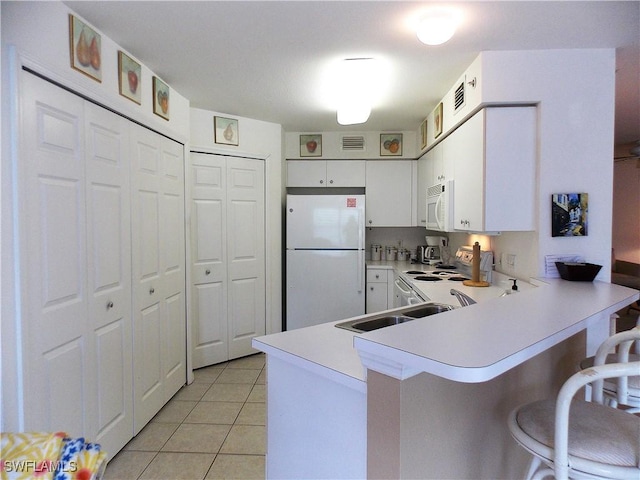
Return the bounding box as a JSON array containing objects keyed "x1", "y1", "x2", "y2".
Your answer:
[{"x1": 341, "y1": 135, "x2": 365, "y2": 150}]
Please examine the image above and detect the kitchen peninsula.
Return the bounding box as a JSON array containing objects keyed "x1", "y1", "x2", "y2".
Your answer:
[{"x1": 252, "y1": 279, "x2": 638, "y2": 479}]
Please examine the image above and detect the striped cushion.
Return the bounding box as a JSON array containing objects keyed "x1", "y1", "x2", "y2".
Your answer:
[{"x1": 515, "y1": 399, "x2": 640, "y2": 467}]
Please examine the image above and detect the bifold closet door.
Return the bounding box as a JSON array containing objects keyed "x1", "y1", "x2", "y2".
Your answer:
[
  {"x1": 19, "y1": 74, "x2": 133, "y2": 456},
  {"x1": 131, "y1": 124, "x2": 186, "y2": 433}
]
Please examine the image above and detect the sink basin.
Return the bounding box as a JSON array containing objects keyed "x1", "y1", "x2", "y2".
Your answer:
[
  {"x1": 401, "y1": 304, "x2": 454, "y2": 318},
  {"x1": 335, "y1": 303, "x2": 454, "y2": 333},
  {"x1": 352, "y1": 315, "x2": 415, "y2": 332}
]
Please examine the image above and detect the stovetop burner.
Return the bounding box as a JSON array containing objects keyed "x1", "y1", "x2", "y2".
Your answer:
[
  {"x1": 447, "y1": 276, "x2": 467, "y2": 282},
  {"x1": 413, "y1": 276, "x2": 443, "y2": 282},
  {"x1": 436, "y1": 264, "x2": 457, "y2": 269},
  {"x1": 405, "y1": 270, "x2": 426, "y2": 275}
]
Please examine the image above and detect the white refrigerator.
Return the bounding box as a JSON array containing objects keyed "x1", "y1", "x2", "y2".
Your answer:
[{"x1": 286, "y1": 194, "x2": 366, "y2": 330}]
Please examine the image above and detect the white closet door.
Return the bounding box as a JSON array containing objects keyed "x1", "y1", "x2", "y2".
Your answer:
[
  {"x1": 159, "y1": 138, "x2": 186, "y2": 400},
  {"x1": 20, "y1": 73, "x2": 88, "y2": 435},
  {"x1": 190, "y1": 153, "x2": 228, "y2": 368},
  {"x1": 84, "y1": 102, "x2": 133, "y2": 455},
  {"x1": 131, "y1": 124, "x2": 186, "y2": 432},
  {"x1": 227, "y1": 158, "x2": 265, "y2": 359}
]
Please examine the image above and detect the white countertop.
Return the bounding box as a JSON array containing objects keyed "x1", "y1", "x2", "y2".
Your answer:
[
  {"x1": 355, "y1": 278, "x2": 638, "y2": 382},
  {"x1": 253, "y1": 263, "x2": 639, "y2": 386}
]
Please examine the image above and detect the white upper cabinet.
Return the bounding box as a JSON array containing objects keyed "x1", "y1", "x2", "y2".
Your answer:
[
  {"x1": 451, "y1": 107, "x2": 536, "y2": 233},
  {"x1": 365, "y1": 160, "x2": 413, "y2": 227},
  {"x1": 287, "y1": 160, "x2": 365, "y2": 187}
]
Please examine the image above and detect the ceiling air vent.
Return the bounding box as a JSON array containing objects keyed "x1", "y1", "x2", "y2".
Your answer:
[
  {"x1": 341, "y1": 135, "x2": 365, "y2": 151},
  {"x1": 453, "y1": 81, "x2": 465, "y2": 112}
]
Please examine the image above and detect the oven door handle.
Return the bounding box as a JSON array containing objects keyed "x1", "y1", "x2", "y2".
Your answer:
[{"x1": 394, "y1": 279, "x2": 412, "y2": 295}]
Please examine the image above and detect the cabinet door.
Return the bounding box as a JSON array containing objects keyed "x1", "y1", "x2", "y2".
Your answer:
[
  {"x1": 451, "y1": 110, "x2": 484, "y2": 231},
  {"x1": 227, "y1": 158, "x2": 266, "y2": 359},
  {"x1": 84, "y1": 103, "x2": 133, "y2": 456},
  {"x1": 417, "y1": 153, "x2": 429, "y2": 227},
  {"x1": 131, "y1": 125, "x2": 186, "y2": 433},
  {"x1": 190, "y1": 153, "x2": 228, "y2": 367},
  {"x1": 366, "y1": 284, "x2": 388, "y2": 313},
  {"x1": 287, "y1": 160, "x2": 326, "y2": 187},
  {"x1": 366, "y1": 161, "x2": 413, "y2": 226},
  {"x1": 327, "y1": 160, "x2": 366, "y2": 187},
  {"x1": 20, "y1": 72, "x2": 89, "y2": 436}
]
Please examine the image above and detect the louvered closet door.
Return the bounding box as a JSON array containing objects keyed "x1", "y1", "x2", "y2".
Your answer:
[
  {"x1": 227, "y1": 158, "x2": 265, "y2": 359},
  {"x1": 190, "y1": 153, "x2": 228, "y2": 368},
  {"x1": 131, "y1": 124, "x2": 186, "y2": 433},
  {"x1": 20, "y1": 72, "x2": 89, "y2": 435},
  {"x1": 84, "y1": 102, "x2": 133, "y2": 455}
]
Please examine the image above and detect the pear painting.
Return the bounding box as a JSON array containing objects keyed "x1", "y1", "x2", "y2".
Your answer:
[{"x1": 70, "y1": 15, "x2": 102, "y2": 82}]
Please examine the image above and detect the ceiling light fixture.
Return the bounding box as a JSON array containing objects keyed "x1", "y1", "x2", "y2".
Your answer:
[
  {"x1": 336, "y1": 58, "x2": 376, "y2": 126},
  {"x1": 416, "y1": 8, "x2": 459, "y2": 46}
]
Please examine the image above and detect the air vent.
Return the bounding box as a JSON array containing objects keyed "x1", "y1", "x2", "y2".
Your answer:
[
  {"x1": 454, "y1": 81, "x2": 465, "y2": 112},
  {"x1": 341, "y1": 135, "x2": 365, "y2": 151}
]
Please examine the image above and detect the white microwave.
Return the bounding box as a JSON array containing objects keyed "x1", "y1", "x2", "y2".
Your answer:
[{"x1": 426, "y1": 180, "x2": 454, "y2": 232}]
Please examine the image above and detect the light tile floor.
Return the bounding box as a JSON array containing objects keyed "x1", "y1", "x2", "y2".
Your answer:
[{"x1": 104, "y1": 354, "x2": 266, "y2": 480}]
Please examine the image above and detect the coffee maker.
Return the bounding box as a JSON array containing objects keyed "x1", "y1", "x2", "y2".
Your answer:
[{"x1": 423, "y1": 236, "x2": 448, "y2": 264}]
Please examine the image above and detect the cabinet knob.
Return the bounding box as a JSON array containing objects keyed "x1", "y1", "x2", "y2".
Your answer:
[
  {"x1": 319, "y1": 179, "x2": 324, "y2": 184},
  {"x1": 149, "y1": 287, "x2": 155, "y2": 294},
  {"x1": 205, "y1": 269, "x2": 211, "y2": 275},
  {"x1": 375, "y1": 274, "x2": 380, "y2": 279},
  {"x1": 329, "y1": 179, "x2": 334, "y2": 184},
  {"x1": 106, "y1": 301, "x2": 114, "y2": 310},
  {"x1": 370, "y1": 286, "x2": 374, "y2": 291},
  {"x1": 368, "y1": 220, "x2": 373, "y2": 224}
]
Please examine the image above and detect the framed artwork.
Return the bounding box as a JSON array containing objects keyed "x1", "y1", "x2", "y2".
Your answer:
[
  {"x1": 380, "y1": 133, "x2": 402, "y2": 156},
  {"x1": 118, "y1": 51, "x2": 141, "y2": 104},
  {"x1": 551, "y1": 193, "x2": 589, "y2": 237},
  {"x1": 434, "y1": 102, "x2": 443, "y2": 138},
  {"x1": 214, "y1": 116, "x2": 239, "y2": 146},
  {"x1": 420, "y1": 118, "x2": 428, "y2": 149},
  {"x1": 300, "y1": 134, "x2": 322, "y2": 157},
  {"x1": 153, "y1": 76, "x2": 170, "y2": 120},
  {"x1": 69, "y1": 14, "x2": 102, "y2": 82}
]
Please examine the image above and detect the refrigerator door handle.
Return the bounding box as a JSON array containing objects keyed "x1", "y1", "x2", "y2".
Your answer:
[{"x1": 357, "y1": 252, "x2": 363, "y2": 293}]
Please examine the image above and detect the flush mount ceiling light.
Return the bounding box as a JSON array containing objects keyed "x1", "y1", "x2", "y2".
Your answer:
[
  {"x1": 416, "y1": 8, "x2": 459, "y2": 45},
  {"x1": 336, "y1": 58, "x2": 377, "y2": 126}
]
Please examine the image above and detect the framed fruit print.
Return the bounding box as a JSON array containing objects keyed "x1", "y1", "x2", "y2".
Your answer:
[
  {"x1": 118, "y1": 51, "x2": 141, "y2": 104},
  {"x1": 300, "y1": 134, "x2": 321, "y2": 157},
  {"x1": 380, "y1": 134, "x2": 402, "y2": 156},
  {"x1": 69, "y1": 14, "x2": 102, "y2": 82},
  {"x1": 434, "y1": 102, "x2": 443, "y2": 138},
  {"x1": 214, "y1": 116, "x2": 239, "y2": 146},
  {"x1": 153, "y1": 76, "x2": 170, "y2": 120}
]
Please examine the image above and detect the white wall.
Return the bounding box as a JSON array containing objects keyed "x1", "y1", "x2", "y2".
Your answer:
[
  {"x1": 189, "y1": 107, "x2": 284, "y2": 336},
  {"x1": 481, "y1": 50, "x2": 616, "y2": 281}
]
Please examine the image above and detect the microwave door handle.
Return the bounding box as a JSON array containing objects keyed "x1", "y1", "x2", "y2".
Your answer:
[{"x1": 435, "y1": 194, "x2": 444, "y2": 230}]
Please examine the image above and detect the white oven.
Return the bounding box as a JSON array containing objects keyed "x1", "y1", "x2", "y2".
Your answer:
[{"x1": 426, "y1": 180, "x2": 454, "y2": 232}]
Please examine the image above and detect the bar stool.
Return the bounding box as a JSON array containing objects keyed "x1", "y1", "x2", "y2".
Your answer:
[
  {"x1": 579, "y1": 325, "x2": 640, "y2": 413},
  {"x1": 508, "y1": 328, "x2": 640, "y2": 480}
]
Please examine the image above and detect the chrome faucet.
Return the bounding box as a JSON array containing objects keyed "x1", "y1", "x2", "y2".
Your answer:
[{"x1": 450, "y1": 289, "x2": 477, "y2": 307}]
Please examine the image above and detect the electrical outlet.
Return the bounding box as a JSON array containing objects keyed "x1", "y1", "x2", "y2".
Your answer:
[{"x1": 507, "y1": 254, "x2": 516, "y2": 267}]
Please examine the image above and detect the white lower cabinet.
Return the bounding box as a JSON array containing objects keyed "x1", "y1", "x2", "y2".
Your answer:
[
  {"x1": 14, "y1": 71, "x2": 186, "y2": 455},
  {"x1": 451, "y1": 107, "x2": 536, "y2": 232},
  {"x1": 365, "y1": 160, "x2": 413, "y2": 226},
  {"x1": 366, "y1": 268, "x2": 394, "y2": 313},
  {"x1": 190, "y1": 152, "x2": 266, "y2": 368}
]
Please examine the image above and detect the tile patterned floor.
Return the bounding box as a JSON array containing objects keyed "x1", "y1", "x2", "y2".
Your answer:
[{"x1": 104, "y1": 354, "x2": 266, "y2": 480}]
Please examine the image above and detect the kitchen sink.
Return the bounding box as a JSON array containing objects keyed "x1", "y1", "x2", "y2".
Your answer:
[
  {"x1": 402, "y1": 304, "x2": 454, "y2": 318},
  {"x1": 335, "y1": 303, "x2": 454, "y2": 333}
]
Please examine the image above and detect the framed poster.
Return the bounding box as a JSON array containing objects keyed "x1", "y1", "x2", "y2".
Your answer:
[
  {"x1": 153, "y1": 76, "x2": 170, "y2": 120},
  {"x1": 214, "y1": 116, "x2": 239, "y2": 146},
  {"x1": 551, "y1": 193, "x2": 588, "y2": 237},
  {"x1": 118, "y1": 51, "x2": 141, "y2": 104},
  {"x1": 300, "y1": 134, "x2": 322, "y2": 157},
  {"x1": 380, "y1": 134, "x2": 402, "y2": 156},
  {"x1": 69, "y1": 14, "x2": 102, "y2": 82}
]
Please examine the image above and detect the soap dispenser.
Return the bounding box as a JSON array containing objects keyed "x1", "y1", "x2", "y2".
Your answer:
[{"x1": 510, "y1": 279, "x2": 518, "y2": 292}]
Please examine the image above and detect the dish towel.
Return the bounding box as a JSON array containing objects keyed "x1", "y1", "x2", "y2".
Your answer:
[{"x1": 1, "y1": 432, "x2": 107, "y2": 480}]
